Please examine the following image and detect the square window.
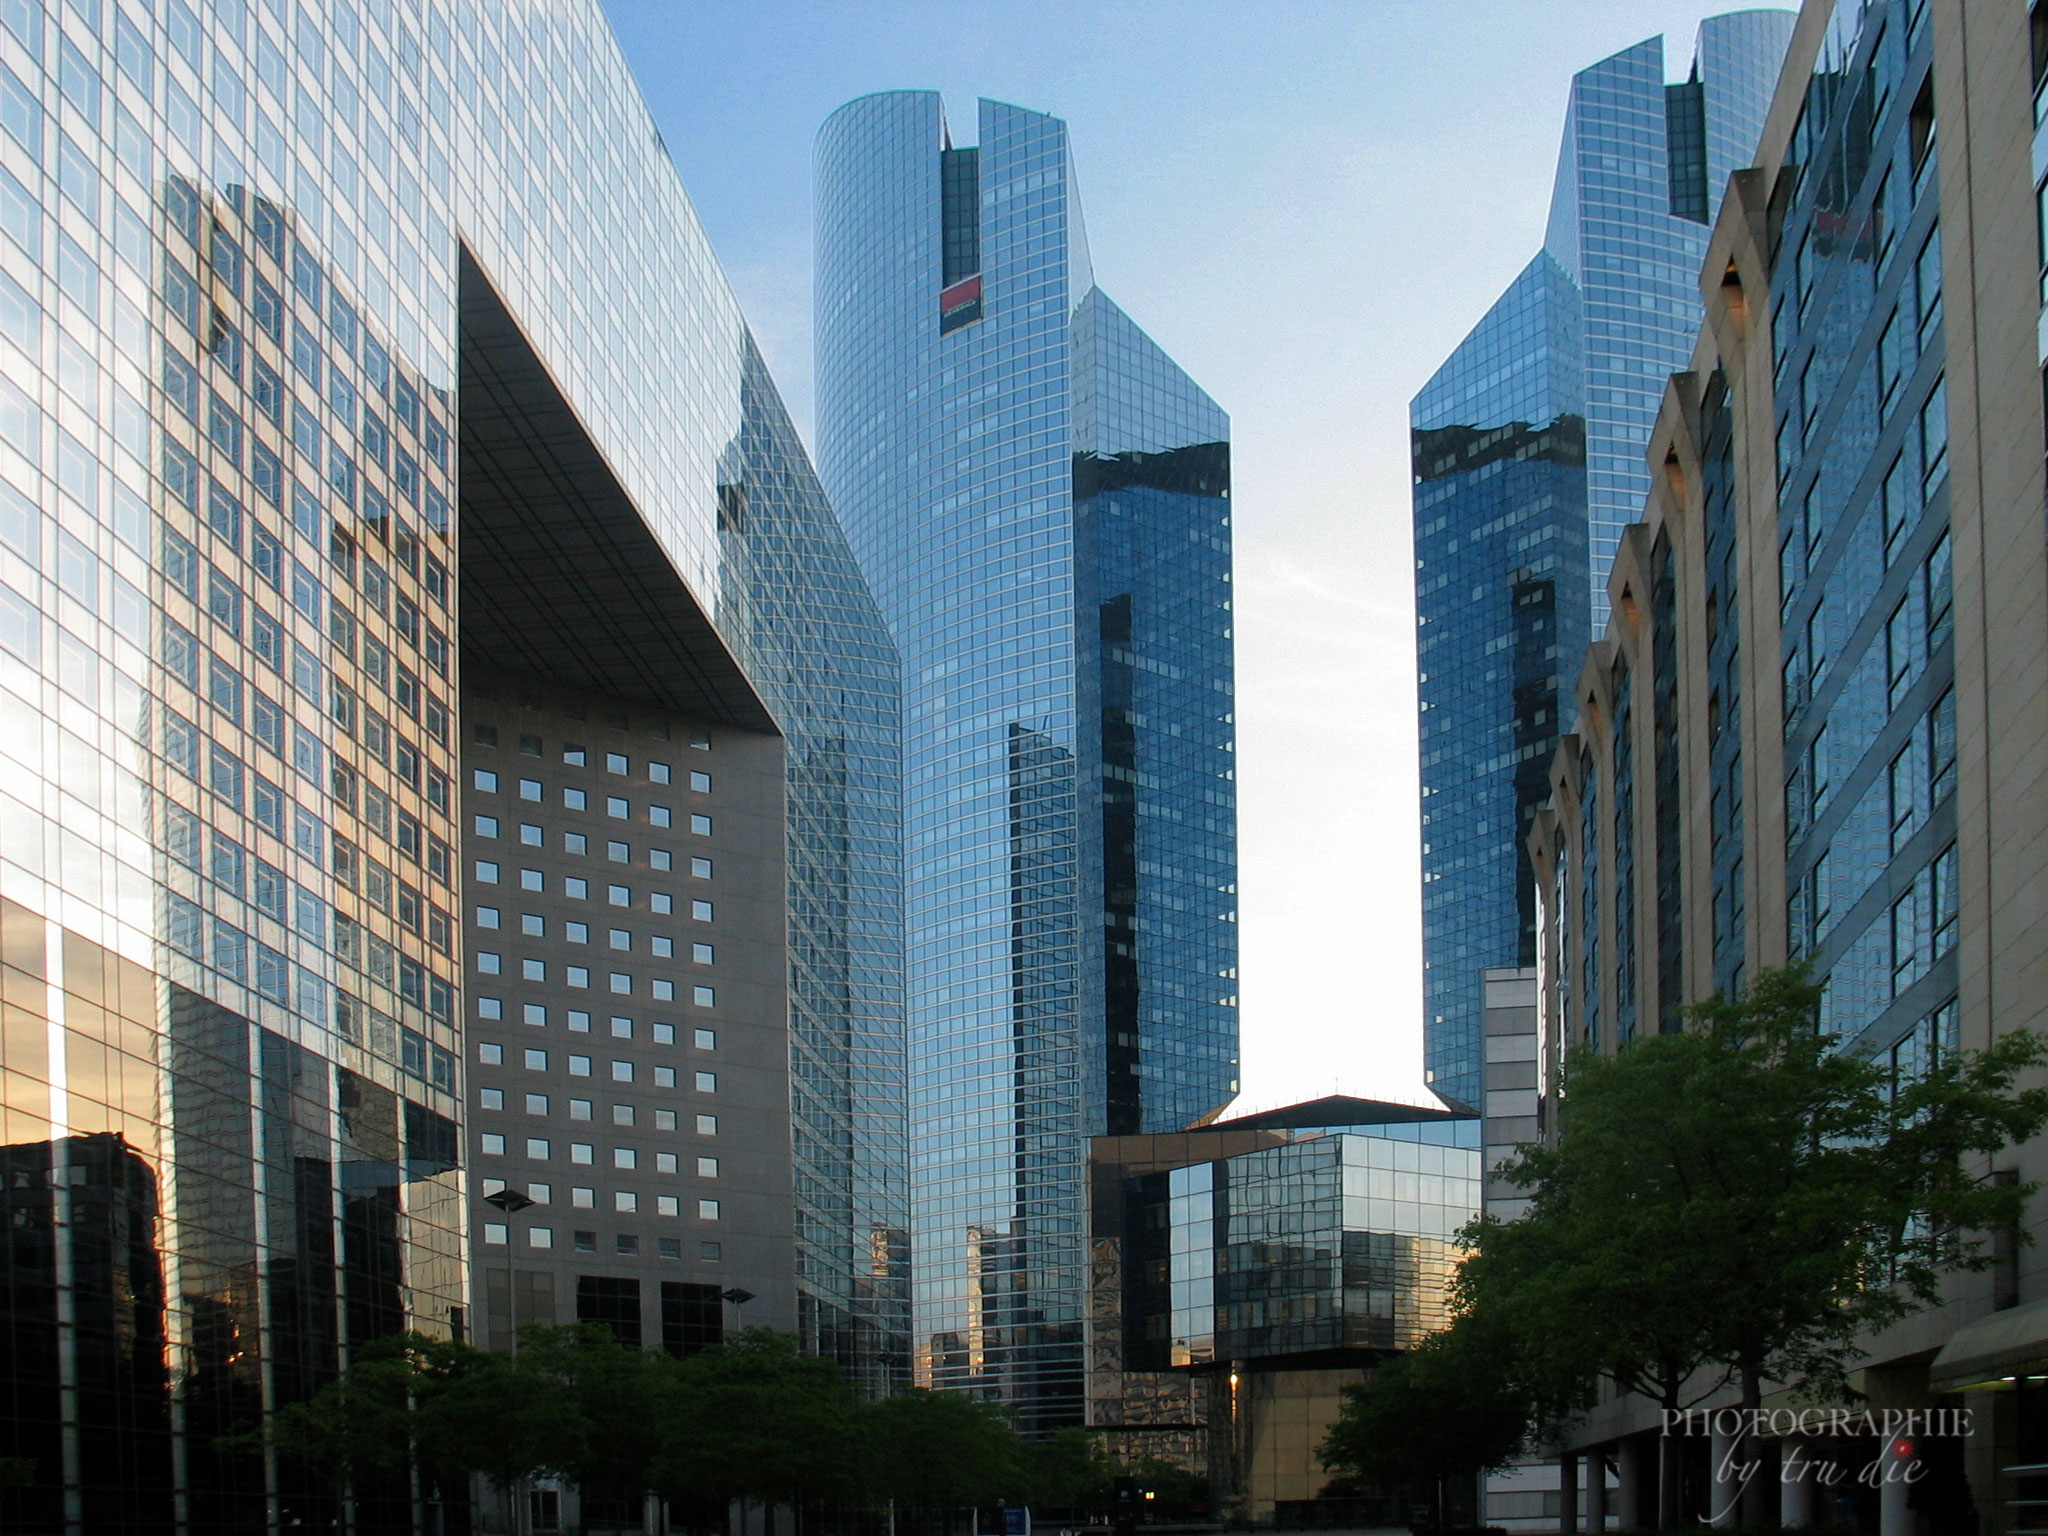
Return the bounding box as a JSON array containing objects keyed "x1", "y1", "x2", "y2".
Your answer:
[
  {"x1": 607, "y1": 752, "x2": 628, "y2": 774},
  {"x1": 611, "y1": 974, "x2": 632, "y2": 995},
  {"x1": 474, "y1": 861, "x2": 500, "y2": 883},
  {"x1": 523, "y1": 1004, "x2": 547, "y2": 1027},
  {"x1": 474, "y1": 769, "x2": 499, "y2": 792},
  {"x1": 556, "y1": 741, "x2": 577, "y2": 762},
  {"x1": 518, "y1": 778, "x2": 542, "y2": 802},
  {"x1": 569, "y1": 1010, "x2": 593, "y2": 1032},
  {"x1": 523, "y1": 958, "x2": 547, "y2": 981},
  {"x1": 654, "y1": 1066, "x2": 677, "y2": 1088},
  {"x1": 612, "y1": 1061, "x2": 635, "y2": 1083},
  {"x1": 655, "y1": 1110, "x2": 678, "y2": 1131},
  {"x1": 568, "y1": 967, "x2": 591, "y2": 988},
  {"x1": 695, "y1": 1072, "x2": 716, "y2": 1093},
  {"x1": 616, "y1": 1232, "x2": 639, "y2": 1254},
  {"x1": 693, "y1": 943, "x2": 714, "y2": 965},
  {"x1": 652, "y1": 937, "x2": 674, "y2": 959},
  {"x1": 651, "y1": 893, "x2": 674, "y2": 916},
  {"x1": 569, "y1": 1056, "x2": 592, "y2": 1077},
  {"x1": 525, "y1": 1138, "x2": 550, "y2": 1159},
  {"x1": 697, "y1": 1199, "x2": 720, "y2": 1221},
  {"x1": 571, "y1": 1144, "x2": 594, "y2": 1165},
  {"x1": 614, "y1": 1148, "x2": 637, "y2": 1169},
  {"x1": 608, "y1": 840, "x2": 630, "y2": 862},
  {"x1": 692, "y1": 900, "x2": 713, "y2": 922},
  {"x1": 658, "y1": 1194, "x2": 681, "y2": 1216},
  {"x1": 657, "y1": 1152, "x2": 679, "y2": 1174},
  {"x1": 611, "y1": 1016, "x2": 634, "y2": 1038},
  {"x1": 650, "y1": 806, "x2": 673, "y2": 829},
  {"x1": 694, "y1": 1029, "x2": 716, "y2": 1051},
  {"x1": 564, "y1": 787, "x2": 588, "y2": 810},
  {"x1": 652, "y1": 981, "x2": 675, "y2": 1001},
  {"x1": 616, "y1": 1192, "x2": 638, "y2": 1214},
  {"x1": 520, "y1": 869, "x2": 544, "y2": 891},
  {"x1": 567, "y1": 878, "x2": 589, "y2": 899},
  {"x1": 659, "y1": 1238, "x2": 683, "y2": 1259},
  {"x1": 478, "y1": 1042, "x2": 504, "y2": 1065},
  {"x1": 477, "y1": 952, "x2": 503, "y2": 975},
  {"x1": 610, "y1": 929, "x2": 632, "y2": 951},
  {"x1": 479, "y1": 1088, "x2": 504, "y2": 1111},
  {"x1": 607, "y1": 796, "x2": 629, "y2": 819},
  {"x1": 567, "y1": 922, "x2": 590, "y2": 943},
  {"x1": 613, "y1": 1104, "x2": 637, "y2": 1125},
  {"x1": 690, "y1": 814, "x2": 711, "y2": 837},
  {"x1": 689, "y1": 771, "x2": 711, "y2": 794},
  {"x1": 525, "y1": 1093, "x2": 548, "y2": 1115},
  {"x1": 474, "y1": 815, "x2": 499, "y2": 837},
  {"x1": 528, "y1": 1228, "x2": 552, "y2": 1250},
  {"x1": 573, "y1": 1187, "x2": 596, "y2": 1209},
  {"x1": 573, "y1": 1231, "x2": 596, "y2": 1253},
  {"x1": 693, "y1": 986, "x2": 714, "y2": 1009},
  {"x1": 610, "y1": 885, "x2": 632, "y2": 907},
  {"x1": 650, "y1": 763, "x2": 672, "y2": 785},
  {"x1": 523, "y1": 1049, "x2": 547, "y2": 1070},
  {"x1": 691, "y1": 858, "x2": 713, "y2": 879},
  {"x1": 700, "y1": 1242, "x2": 721, "y2": 1261},
  {"x1": 651, "y1": 849, "x2": 674, "y2": 871},
  {"x1": 696, "y1": 1115, "x2": 716, "y2": 1135},
  {"x1": 481, "y1": 1133, "x2": 506, "y2": 1155},
  {"x1": 483, "y1": 1222, "x2": 507, "y2": 1245},
  {"x1": 523, "y1": 914, "x2": 546, "y2": 937},
  {"x1": 565, "y1": 832, "x2": 589, "y2": 855},
  {"x1": 520, "y1": 823, "x2": 543, "y2": 846},
  {"x1": 476, "y1": 906, "x2": 501, "y2": 928},
  {"x1": 570, "y1": 1099, "x2": 593, "y2": 1120},
  {"x1": 697, "y1": 1157, "x2": 719, "y2": 1178},
  {"x1": 654, "y1": 1024, "x2": 676, "y2": 1045}
]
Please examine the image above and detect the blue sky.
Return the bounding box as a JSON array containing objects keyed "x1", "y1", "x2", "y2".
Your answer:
[{"x1": 600, "y1": 0, "x2": 1789, "y2": 1109}]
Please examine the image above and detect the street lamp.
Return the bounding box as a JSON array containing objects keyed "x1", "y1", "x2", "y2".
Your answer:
[{"x1": 483, "y1": 1187, "x2": 538, "y2": 1536}]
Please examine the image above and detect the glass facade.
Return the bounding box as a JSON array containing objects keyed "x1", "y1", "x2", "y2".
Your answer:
[
  {"x1": 814, "y1": 93, "x2": 1239, "y2": 1430},
  {"x1": 1413, "y1": 14, "x2": 1790, "y2": 1106},
  {"x1": 1776, "y1": 0, "x2": 1956, "y2": 1067},
  {"x1": 0, "y1": 0, "x2": 904, "y2": 1526}
]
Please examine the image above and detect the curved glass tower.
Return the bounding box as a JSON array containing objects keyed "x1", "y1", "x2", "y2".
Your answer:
[
  {"x1": 814, "y1": 93, "x2": 1238, "y2": 1429},
  {"x1": 1413, "y1": 12, "x2": 1794, "y2": 1108}
]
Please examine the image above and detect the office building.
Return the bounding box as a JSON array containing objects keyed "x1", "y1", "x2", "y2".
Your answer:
[
  {"x1": 1413, "y1": 12, "x2": 1793, "y2": 1108},
  {"x1": 1528, "y1": 0, "x2": 2048, "y2": 1525},
  {"x1": 1087, "y1": 1096, "x2": 1479, "y2": 1524},
  {"x1": 814, "y1": 93, "x2": 1240, "y2": 1429},
  {"x1": 0, "y1": 2, "x2": 903, "y2": 1529}
]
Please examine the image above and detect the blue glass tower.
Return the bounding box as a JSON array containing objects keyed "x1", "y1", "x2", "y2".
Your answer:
[
  {"x1": 814, "y1": 94, "x2": 1238, "y2": 1429},
  {"x1": 1414, "y1": 13, "x2": 1791, "y2": 1107}
]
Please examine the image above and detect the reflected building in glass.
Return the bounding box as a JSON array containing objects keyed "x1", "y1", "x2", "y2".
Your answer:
[
  {"x1": 0, "y1": 1, "x2": 904, "y2": 1528},
  {"x1": 1412, "y1": 12, "x2": 1792, "y2": 1108},
  {"x1": 814, "y1": 94, "x2": 1240, "y2": 1430}
]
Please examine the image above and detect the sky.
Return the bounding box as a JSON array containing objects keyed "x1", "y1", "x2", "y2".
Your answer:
[{"x1": 598, "y1": 0, "x2": 1781, "y2": 1111}]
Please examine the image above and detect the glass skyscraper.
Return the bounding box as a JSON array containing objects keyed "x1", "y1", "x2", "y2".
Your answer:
[
  {"x1": 0, "y1": 1, "x2": 903, "y2": 1527},
  {"x1": 814, "y1": 93, "x2": 1239, "y2": 1430},
  {"x1": 1413, "y1": 13, "x2": 1792, "y2": 1106}
]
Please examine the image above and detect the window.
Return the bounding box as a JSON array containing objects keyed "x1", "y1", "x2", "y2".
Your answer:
[
  {"x1": 695, "y1": 1072, "x2": 716, "y2": 1093},
  {"x1": 481, "y1": 1133, "x2": 505, "y2": 1156},
  {"x1": 610, "y1": 1016, "x2": 634, "y2": 1038},
  {"x1": 693, "y1": 1029, "x2": 716, "y2": 1051},
  {"x1": 650, "y1": 762, "x2": 672, "y2": 785},
  {"x1": 475, "y1": 815, "x2": 499, "y2": 837},
  {"x1": 571, "y1": 1144, "x2": 593, "y2": 1165},
  {"x1": 697, "y1": 1157, "x2": 719, "y2": 1179},
  {"x1": 608, "y1": 840, "x2": 630, "y2": 862},
  {"x1": 651, "y1": 893, "x2": 674, "y2": 915},
  {"x1": 617, "y1": 1193, "x2": 639, "y2": 1214},
  {"x1": 607, "y1": 796, "x2": 629, "y2": 819},
  {"x1": 654, "y1": 1066, "x2": 677, "y2": 1088},
  {"x1": 655, "y1": 1110, "x2": 678, "y2": 1131},
  {"x1": 653, "y1": 1024, "x2": 676, "y2": 1045},
  {"x1": 479, "y1": 1088, "x2": 504, "y2": 1111},
  {"x1": 690, "y1": 814, "x2": 711, "y2": 836},
  {"x1": 610, "y1": 885, "x2": 632, "y2": 907},
  {"x1": 528, "y1": 1229, "x2": 553, "y2": 1250},
  {"x1": 692, "y1": 943, "x2": 714, "y2": 966},
  {"x1": 692, "y1": 900, "x2": 713, "y2": 922},
  {"x1": 658, "y1": 1196, "x2": 680, "y2": 1217},
  {"x1": 522, "y1": 914, "x2": 546, "y2": 937},
  {"x1": 569, "y1": 1056, "x2": 592, "y2": 1077},
  {"x1": 566, "y1": 832, "x2": 589, "y2": 855},
  {"x1": 523, "y1": 959, "x2": 547, "y2": 981},
  {"x1": 613, "y1": 1102, "x2": 636, "y2": 1123},
  {"x1": 570, "y1": 1100, "x2": 593, "y2": 1121},
  {"x1": 612, "y1": 1061, "x2": 635, "y2": 1083},
  {"x1": 692, "y1": 986, "x2": 715, "y2": 1009},
  {"x1": 610, "y1": 929, "x2": 632, "y2": 951},
  {"x1": 524, "y1": 1049, "x2": 547, "y2": 1070},
  {"x1": 476, "y1": 906, "x2": 501, "y2": 929},
  {"x1": 476, "y1": 952, "x2": 502, "y2": 975},
  {"x1": 569, "y1": 1011, "x2": 593, "y2": 1032},
  {"x1": 614, "y1": 1148, "x2": 637, "y2": 1170},
  {"x1": 689, "y1": 771, "x2": 711, "y2": 794},
  {"x1": 526, "y1": 1138, "x2": 550, "y2": 1160},
  {"x1": 565, "y1": 788, "x2": 588, "y2": 811},
  {"x1": 475, "y1": 861, "x2": 500, "y2": 883},
  {"x1": 521, "y1": 869, "x2": 544, "y2": 892},
  {"x1": 519, "y1": 778, "x2": 542, "y2": 801},
  {"x1": 606, "y1": 753, "x2": 628, "y2": 774},
  {"x1": 692, "y1": 857, "x2": 713, "y2": 879},
  {"x1": 566, "y1": 877, "x2": 588, "y2": 900},
  {"x1": 696, "y1": 1115, "x2": 717, "y2": 1136},
  {"x1": 697, "y1": 1200, "x2": 720, "y2": 1221},
  {"x1": 525, "y1": 1093, "x2": 548, "y2": 1115}
]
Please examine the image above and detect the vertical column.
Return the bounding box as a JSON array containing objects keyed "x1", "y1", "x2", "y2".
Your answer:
[
  {"x1": 1710, "y1": 1422, "x2": 1740, "y2": 1525},
  {"x1": 1779, "y1": 1437, "x2": 1815, "y2": 1528},
  {"x1": 44, "y1": 922, "x2": 80, "y2": 1536},
  {"x1": 1879, "y1": 1432, "x2": 1913, "y2": 1536},
  {"x1": 1586, "y1": 1445, "x2": 1608, "y2": 1530},
  {"x1": 1559, "y1": 1451, "x2": 1579, "y2": 1533},
  {"x1": 1615, "y1": 1436, "x2": 1645, "y2": 1529}
]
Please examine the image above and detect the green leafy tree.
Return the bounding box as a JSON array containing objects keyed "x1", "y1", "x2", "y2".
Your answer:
[
  {"x1": 1318, "y1": 1310, "x2": 1537, "y2": 1530},
  {"x1": 1482, "y1": 965, "x2": 2048, "y2": 1524},
  {"x1": 653, "y1": 1328, "x2": 860, "y2": 1529},
  {"x1": 860, "y1": 1388, "x2": 1023, "y2": 1530},
  {"x1": 1023, "y1": 1427, "x2": 1114, "y2": 1512}
]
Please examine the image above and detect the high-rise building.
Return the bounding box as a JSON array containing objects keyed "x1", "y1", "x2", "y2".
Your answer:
[
  {"x1": 1412, "y1": 13, "x2": 1792, "y2": 1107},
  {"x1": 1528, "y1": 0, "x2": 2048, "y2": 1521},
  {"x1": 0, "y1": 2, "x2": 903, "y2": 1527},
  {"x1": 814, "y1": 94, "x2": 1239, "y2": 1429}
]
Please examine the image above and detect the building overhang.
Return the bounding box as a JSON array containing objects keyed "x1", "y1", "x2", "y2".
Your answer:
[{"x1": 1928, "y1": 1298, "x2": 2048, "y2": 1392}]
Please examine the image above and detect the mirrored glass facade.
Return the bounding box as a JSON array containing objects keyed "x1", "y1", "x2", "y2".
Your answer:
[
  {"x1": 0, "y1": 1, "x2": 905, "y2": 1525},
  {"x1": 1413, "y1": 14, "x2": 1791, "y2": 1107},
  {"x1": 814, "y1": 93, "x2": 1238, "y2": 1430}
]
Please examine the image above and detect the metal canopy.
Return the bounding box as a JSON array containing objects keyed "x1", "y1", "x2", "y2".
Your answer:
[{"x1": 456, "y1": 246, "x2": 776, "y2": 735}]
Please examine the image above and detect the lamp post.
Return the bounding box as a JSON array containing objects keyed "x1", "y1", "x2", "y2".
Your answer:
[{"x1": 483, "y1": 1188, "x2": 538, "y2": 1536}]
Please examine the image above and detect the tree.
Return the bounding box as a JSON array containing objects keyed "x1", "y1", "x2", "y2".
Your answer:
[
  {"x1": 1022, "y1": 1427, "x2": 1114, "y2": 1512},
  {"x1": 1318, "y1": 1311, "x2": 1539, "y2": 1530},
  {"x1": 653, "y1": 1328, "x2": 860, "y2": 1531},
  {"x1": 860, "y1": 1387, "x2": 1023, "y2": 1530},
  {"x1": 1482, "y1": 965, "x2": 2048, "y2": 1524}
]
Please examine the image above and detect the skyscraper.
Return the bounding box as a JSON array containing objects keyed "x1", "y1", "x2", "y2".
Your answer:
[
  {"x1": 814, "y1": 94, "x2": 1239, "y2": 1429},
  {"x1": 1413, "y1": 13, "x2": 1792, "y2": 1107},
  {"x1": 0, "y1": 2, "x2": 903, "y2": 1526}
]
